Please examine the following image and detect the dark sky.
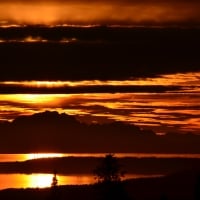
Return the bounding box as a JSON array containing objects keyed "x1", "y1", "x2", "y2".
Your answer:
[
  {"x1": 0, "y1": 1, "x2": 199, "y2": 81},
  {"x1": 0, "y1": 27, "x2": 199, "y2": 81}
]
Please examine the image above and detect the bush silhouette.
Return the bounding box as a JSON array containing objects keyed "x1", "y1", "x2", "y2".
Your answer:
[
  {"x1": 94, "y1": 154, "x2": 124, "y2": 184},
  {"x1": 51, "y1": 170, "x2": 58, "y2": 188},
  {"x1": 94, "y1": 154, "x2": 130, "y2": 200}
]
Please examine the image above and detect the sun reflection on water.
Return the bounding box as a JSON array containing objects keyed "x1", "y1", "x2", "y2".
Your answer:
[
  {"x1": 0, "y1": 173, "x2": 165, "y2": 190},
  {"x1": 0, "y1": 173, "x2": 157, "y2": 189},
  {"x1": 0, "y1": 174, "x2": 54, "y2": 189},
  {"x1": 29, "y1": 174, "x2": 53, "y2": 188}
]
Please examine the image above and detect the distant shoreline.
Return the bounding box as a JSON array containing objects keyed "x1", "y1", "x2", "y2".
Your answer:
[{"x1": 0, "y1": 156, "x2": 200, "y2": 175}]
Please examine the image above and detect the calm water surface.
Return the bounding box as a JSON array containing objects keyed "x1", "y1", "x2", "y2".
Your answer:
[
  {"x1": 0, "y1": 174, "x2": 95, "y2": 189},
  {"x1": 0, "y1": 173, "x2": 163, "y2": 190}
]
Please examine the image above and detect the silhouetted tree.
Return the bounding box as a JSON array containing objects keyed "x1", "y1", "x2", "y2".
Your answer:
[
  {"x1": 94, "y1": 154, "x2": 130, "y2": 200},
  {"x1": 49, "y1": 170, "x2": 60, "y2": 200},
  {"x1": 195, "y1": 174, "x2": 200, "y2": 200},
  {"x1": 160, "y1": 193, "x2": 168, "y2": 200},
  {"x1": 94, "y1": 154, "x2": 124, "y2": 184},
  {"x1": 51, "y1": 170, "x2": 58, "y2": 188}
]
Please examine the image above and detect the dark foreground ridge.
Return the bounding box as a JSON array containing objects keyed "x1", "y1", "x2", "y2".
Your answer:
[{"x1": 0, "y1": 111, "x2": 200, "y2": 153}]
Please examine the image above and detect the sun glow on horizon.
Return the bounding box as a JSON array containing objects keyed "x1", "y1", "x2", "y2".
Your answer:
[
  {"x1": 0, "y1": 94, "x2": 66, "y2": 105},
  {"x1": 27, "y1": 153, "x2": 64, "y2": 160},
  {"x1": 0, "y1": 72, "x2": 199, "y2": 133}
]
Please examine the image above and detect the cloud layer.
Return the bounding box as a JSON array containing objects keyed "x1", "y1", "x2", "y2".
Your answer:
[
  {"x1": 0, "y1": 27, "x2": 199, "y2": 82},
  {"x1": 0, "y1": 0, "x2": 200, "y2": 25}
]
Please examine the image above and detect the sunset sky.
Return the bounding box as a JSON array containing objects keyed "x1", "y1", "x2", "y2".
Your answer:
[
  {"x1": 0, "y1": 0, "x2": 199, "y2": 194},
  {"x1": 0, "y1": 0, "x2": 199, "y2": 154},
  {"x1": 0, "y1": 0, "x2": 200, "y2": 26}
]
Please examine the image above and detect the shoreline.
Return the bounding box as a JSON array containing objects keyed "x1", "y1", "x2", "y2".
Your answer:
[{"x1": 0, "y1": 156, "x2": 200, "y2": 175}]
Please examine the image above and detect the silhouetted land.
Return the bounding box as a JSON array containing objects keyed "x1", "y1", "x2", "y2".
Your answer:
[
  {"x1": 0, "y1": 111, "x2": 200, "y2": 153},
  {"x1": 0, "y1": 170, "x2": 199, "y2": 200},
  {"x1": 0, "y1": 26, "x2": 199, "y2": 81},
  {"x1": 0, "y1": 157, "x2": 200, "y2": 175}
]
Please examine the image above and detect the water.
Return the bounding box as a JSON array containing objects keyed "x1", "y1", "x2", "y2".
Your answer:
[
  {"x1": 0, "y1": 173, "x2": 164, "y2": 190},
  {"x1": 0, "y1": 153, "x2": 199, "y2": 189},
  {"x1": 0, "y1": 71, "x2": 199, "y2": 189},
  {"x1": 0, "y1": 174, "x2": 95, "y2": 189}
]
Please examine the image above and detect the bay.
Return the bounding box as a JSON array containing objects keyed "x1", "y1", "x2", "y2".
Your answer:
[
  {"x1": 0, "y1": 153, "x2": 199, "y2": 189},
  {"x1": 0, "y1": 173, "x2": 163, "y2": 190}
]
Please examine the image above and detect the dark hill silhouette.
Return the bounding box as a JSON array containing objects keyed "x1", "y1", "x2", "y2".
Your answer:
[{"x1": 0, "y1": 111, "x2": 200, "y2": 153}]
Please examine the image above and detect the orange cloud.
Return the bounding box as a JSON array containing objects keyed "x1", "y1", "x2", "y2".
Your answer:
[{"x1": 0, "y1": 1, "x2": 199, "y2": 26}]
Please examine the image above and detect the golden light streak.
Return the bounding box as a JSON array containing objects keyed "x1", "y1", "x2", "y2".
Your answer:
[
  {"x1": 0, "y1": 91, "x2": 199, "y2": 133},
  {"x1": 1, "y1": 173, "x2": 160, "y2": 189},
  {"x1": 24, "y1": 36, "x2": 47, "y2": 42},
  {"x1": 27, "y1": 153, "x2": 64, "y2": 160},
  {"x1": 2, "y1": 81, "x2": 70, "y2": 87},
  {"x1": 58, "y1": 175, "x2": 95, "y2": 186},
  {"x1": 0, "y1": 72, "x2": 199, "y2": 133},
  {"x1": 0, "y1": 94, "x2": 67, "y2": 104},
  {"x1": 0, "y1": 174, "x2": 56, "y2": 189},
  {"x1": 1, "y1": 72, "x2": 200, "y2": 89},
  {"x1": 0, "y1": 37, "x2": 77, "y2": 43},
  {"x1": 1, "y1": 153, "x2": 200, "y2": 163},
  {"x1": 16, "y1": 94, "x2": 55, "y2": 104}
]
